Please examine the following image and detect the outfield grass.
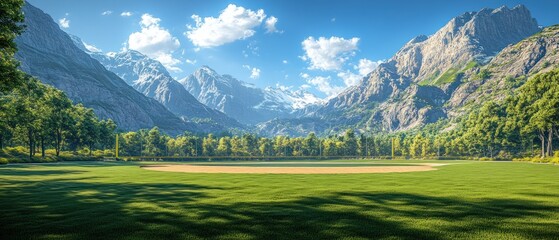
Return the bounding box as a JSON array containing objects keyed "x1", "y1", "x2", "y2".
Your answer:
[{"x1": 1, "y1": 160, "x2": 558, "y2": 239}]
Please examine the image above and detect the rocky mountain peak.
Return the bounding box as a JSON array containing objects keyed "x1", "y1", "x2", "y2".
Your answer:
[
  {"x1": 195, "y1": 65, "x2": 221, "y2": 80},
  {"x1": 309, "y1": 5, "x2": 541, "y2": 135}
]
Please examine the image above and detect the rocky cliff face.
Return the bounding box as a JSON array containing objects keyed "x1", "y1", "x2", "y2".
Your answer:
[
  {"x1": 447, "y1": 24, "x2": 559, "y2": 117},
  {"x1": 328, "y1": 5, "x2": 538, "y2": 129},
  {"x1": 81, "y1": 48, "x2": 243, "y2": 130},
  {"x1": 260, "y1": 5, "x2": 541, "y2": 136},
  {"x1": 180, "y1": 66, "x2": 322, "y2": 125},
  {"x1": 15, "y1": 2, "x2": 192, "y2": 134}
]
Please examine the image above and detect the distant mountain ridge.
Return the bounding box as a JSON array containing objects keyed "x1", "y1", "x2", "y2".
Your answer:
[
  {"x1": 179, "y1": 66, "x2": 322, "y2": 125},
  {"x1": 258, "y1": 5, "x2": 544, "y2": 136},
  {"x1": 70, "y1": 41, "x2": 244, "y2": 130},
  {"x1": 15, "y1": 2, "x2": 193, "y2": 135}
]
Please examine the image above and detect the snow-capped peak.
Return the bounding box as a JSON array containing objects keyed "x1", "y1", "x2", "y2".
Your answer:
[{"x1": 263, "y1": 85, "x2": 323, "y2": 110}]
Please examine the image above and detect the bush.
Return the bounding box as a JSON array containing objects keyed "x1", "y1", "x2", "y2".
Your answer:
[
  {"x1": 0, "y1": 158, "x2": 8, "y2": 165},
  {"x1": 478, "y1": 157, "x2": 494, "y2": 161},
  {"x1": 4, "y1": 146, "x2": 27, "y2": 155},
  {"x1": 104, "y1": 149, "x2": 115, "y2": 157},
  {"x1": 45, "y1": 149, "x2": 57, "y2": 155},
  {"x1": 92, "y1": 150, "x2": 105, "y2": 157}
]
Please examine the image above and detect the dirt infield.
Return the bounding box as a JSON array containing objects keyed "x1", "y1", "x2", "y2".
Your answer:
[{"x1": 141, "y1": 163, "x2": 445, "y2": 174}]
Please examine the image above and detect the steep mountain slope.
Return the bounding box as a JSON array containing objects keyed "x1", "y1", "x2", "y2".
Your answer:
[
  {"x1": 259, "y1": 5, "x2": 541, "y2": 136},
  {"x1": 179, "y1": 66, "x2": 322, "y2": 125},
  {"x1": 76, "y1": 46, "x2": 243, "y2": 130},
  {"x1": 448, "y1": 24, "x2": 559, "y2": 116},
  {"x1": 15, "y1": 2, "x2": 192, "y2": 134}
]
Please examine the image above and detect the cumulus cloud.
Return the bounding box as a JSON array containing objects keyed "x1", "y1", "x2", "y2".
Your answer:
[
  {"x1": 250, "y1": 67, "x2": 261, "y2": 79},
  {"x1": 155, "y1": 54, "x2": 182, "y2": 72},
  {"x1": 186, "y1": 59, "x2": 197, "y2": 65},
  {"x1": 186, "y1": 4, "x2": 266, "y2": 48},
  {"x1": 282, "y1": 60, "x2": 288, "y2": 64},
  {"x1": 121, "y1": 11, "x2": 133, "y2": 17},
  {"x1": 243, "y1": 64, "x2": 261, "y2": 79},
  {"x1": 301, "y1": 36, "x2": 359, "y2": 71},
  {"x1": 337, "y1": 71, "x2": 361, "y2": 87},
  {"x1": 101, "y1": 10, "x2": 112, "y2": 16},
  {"x1": 58, "y1": 17, "x2": 70, "y2": 28},
  {"x1": 355, "y1": 58, "x2": 382, "y2": 76},
  {"x1": 265, "y1": 16, "x2": 280, "y2": 33},
  {"x1": 305, "y1": 76, "x2": 344, "y2": 98},
  {"x1": 128, "y1": 13, "x2": 182, "y2": 72}
]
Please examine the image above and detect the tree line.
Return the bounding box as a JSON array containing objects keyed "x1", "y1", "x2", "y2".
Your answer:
[
  {"x1": 117, "y1": 128, "x2": 397, "y2": 158},
  {"x1": 116, "y1": 70, "x2": 559, "y2": 160}
]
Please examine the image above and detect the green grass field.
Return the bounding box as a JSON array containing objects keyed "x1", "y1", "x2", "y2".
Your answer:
[{"x1": 1, "y1": 160, "x2": 558, "y2": 239}]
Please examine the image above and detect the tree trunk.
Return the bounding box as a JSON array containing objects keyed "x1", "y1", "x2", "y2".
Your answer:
[
  {"x1": 539, "y1": 131, "x2": 545, "y2": 158},
  {"x1": 41, "y1": 137, "x2": 45, "y2": 158},
  {"x1": 547, "y1": 128, "x2": 553, "y2": 157},
  {"x1": 55, "y1": 128, "x2": 61, "y2": 156},
  {"x1": 28, "y1": 129, "x2": 33, "y2": 161}
]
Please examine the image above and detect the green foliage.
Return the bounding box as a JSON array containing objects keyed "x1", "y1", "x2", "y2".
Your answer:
[
  {"x1": 0, "y1": 0, "x2": 25, "y2": 93},
  {"x1": 419, "y1": 61, "x2": 478, "y2": 86},
  {"x1": 475, "y1": 69, "x2": 491, "y2": 80},
  {"x1": 419, "y1": 68, "x2": 461, "y2": 86}
]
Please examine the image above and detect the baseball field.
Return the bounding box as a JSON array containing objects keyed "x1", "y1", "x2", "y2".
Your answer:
[{"x1": 1, "y1": 160, "x2": 558, "y2": 239}]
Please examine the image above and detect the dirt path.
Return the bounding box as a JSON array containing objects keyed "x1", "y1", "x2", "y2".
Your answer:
[{"x1": 141, "y1": 163, "x2": 444, "y2": 174}]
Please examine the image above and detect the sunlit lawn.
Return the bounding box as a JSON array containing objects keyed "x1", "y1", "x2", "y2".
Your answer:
[{"x1": 1, "y1": 160, "x2": 558, "y2": 239}]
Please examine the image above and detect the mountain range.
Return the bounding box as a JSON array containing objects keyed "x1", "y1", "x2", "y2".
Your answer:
[
  {"x1": 15, "y1": 2, "x2": 193, "y2": 135},
  {"x1": 258, "y1": 5, "x2": 557, "y2": 136},
  {"x1": 14, "y1": 2, "x2": 559, "y2": 137},
  {"x1": 81, "y1": 46, "x2": 243, "y2": 130},
  {"x1": 179, "y1": 66, "x2": 322, "y2": 125}
]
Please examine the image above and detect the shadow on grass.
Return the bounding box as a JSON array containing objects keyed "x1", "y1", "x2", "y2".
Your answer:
[
  {"x1": 0, "y1": 176, "x2": 558, "y2": 239},
  {"x1": 0, "y1": 168, "x2": 86, "y2": 176}
]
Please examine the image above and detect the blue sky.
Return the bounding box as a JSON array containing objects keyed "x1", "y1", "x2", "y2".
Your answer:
[{"x1": 27, "y1": 0, "x2": 559, "y2": 98}]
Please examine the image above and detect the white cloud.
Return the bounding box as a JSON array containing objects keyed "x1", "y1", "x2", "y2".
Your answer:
[
  {"x1": 155, "y1": 53, "x2": 182, "y2": 73},
  {"x1": 250, "y1": 67, "x2": 261, "y2": 79},
  {"x1": 282, "y1": 60, "x2": 288, "y2": 64},
  {"x1": 243, "y1": 42, "x2": 259, "y2": 57},
  {"x1": 128, "y1": 13, "x2": 182, "y2": 72},
  {"x1": 306, "y1": 76, "x2": 344, "y2": 98},
  {"x1": 337, "y1": 71, "x2": 361, "y2": 87},
  {"x1": 265, "y1": 16, "x2": 281, "y2": 33},
  {"x1": 355, "y1": 58, "x2": 382, "y2": 76},
  {"x1": 58, "y1": 18, "x2": 70, "y2": 28},
  {"x1": 121, "y1": 11, "x2": 133, "y2": 17},
  {"x1": 139, "y1": 14, "x2": 160, "y2": 27},
  {"x1": 186, "y1": 4, "x2": 266, "y2": 48},
  {"x1": 243, "y1": 65, "x2": 261, "y2": 79},
  {"x1": 83, "y1": 42, "x2": 102, "y2": 53},
  {"x1": 301, "y1": 36, "x2": 359, "y2": 71},
  {"x1": 102, "y1": 10, "x2": 112, "y2": 16},
  {"x1": 300, "y1": 72, "x2": 310, "y2": 79},
  {"x1": 186, "y1": 59, "x2": 197, "y2": 65},
  {"x1": 335, "y1": 59, "x2": 383, "y2": 88}
]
